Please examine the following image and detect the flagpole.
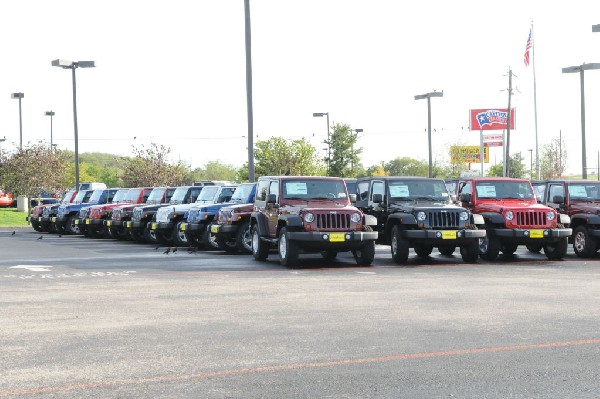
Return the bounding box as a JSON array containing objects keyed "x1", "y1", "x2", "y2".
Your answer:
[{"x1": 532, "y1": 21, "x2": 540, "y2": 180}]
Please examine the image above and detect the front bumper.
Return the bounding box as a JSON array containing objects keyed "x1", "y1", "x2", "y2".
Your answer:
[
  {"x1": 402, "y1": 228, "x2": 486, "y2": 241},
  {"x1": 211, "y1": 224, "x2": 239, "y2": 236},
  {"x1": 85, "y1": 218, "x2": 105, "y2": 226},
  {"x1": 105, "y1": 220, "x2": 125, "y2": 228},
  {"x1": 491, "y1": 227, "x2": 572, "y2": 241},
  {"x1": 285, "y1": 231, "x2": 379, "y2": 249},
  {"x1": 150, "y1": 222, "x2": 174, "y2": 231}
]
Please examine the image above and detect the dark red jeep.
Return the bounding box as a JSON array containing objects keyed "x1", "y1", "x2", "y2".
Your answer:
[
  {"x1": 457, "y1": 177, "x2": 571, "y2": 260},
  {"x1": 250, "y1": 176, "x2": 378, "y2": 267}
]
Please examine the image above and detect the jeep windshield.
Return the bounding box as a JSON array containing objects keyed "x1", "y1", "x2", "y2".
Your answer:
[
  {"x1": 72, "y1": 190, "x2": 90, "y2": 204},
  {"x1": 388, "y1": 179, "x2": 449, "y2": 202},
  {"x1": 125, "y1": 188, "x2": 143, "y2": 202},
  {"x1": 88, "y1": 190, "x2": 105, "y2": 203},
  {"x1": 567, "y1": 183, "x2": 600, "y2": 201},
  {"x1": 146, "y1": 188, "x2": 167, "y2": 204},
  {"x1": 196, "y1": 186, "x2": 219, "y2": 203},
  {"x1": 282, "y1": 179, "x2": 348, "y2": 201},
  {"x1": 229, "y1": 183, "x2": 254, "y2": 203},
  {"x1": 475, "y1": 181, "x2": 534, "y2": 200},
  {"x1": 111, "y1": 189, "x2": 130, "y2": 203},
  {"x1": 170, "y1": 187, "x2": 190, "y2": 204}
]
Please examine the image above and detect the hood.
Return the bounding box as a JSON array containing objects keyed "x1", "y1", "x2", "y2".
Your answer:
[
  {"x1": 278, "y1": 201, "x2": 356, "y2": 215},
  {"x1": 388, "y1": 201, "x2": 459, "y2": 213},
  {"x1": 567, "y1": 201, "x2": 600, "y2": 215},
  {"x1": 475, "y1": 199, "x2": 551, "y2": 213}
]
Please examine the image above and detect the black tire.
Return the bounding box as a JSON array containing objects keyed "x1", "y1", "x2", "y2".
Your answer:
[
  {"x1": 321, "y1": 250, "x2": 338, "y2": 260},
  {"x1": 144, "y1": 226, "x2": 161, "y2": 244},
  {"x1": 130, "y1": 229, "x2": 146, "y2": 243},
  {"x1": 414, "y1": 245, "x2": 433, "y2": 259},
  {"x1": 438, "y1": 246, "x2": 456, "y2": 256},
  {"x1": 479, "y1": 232, "x2": 500, "y2": 261},
  {"x1": 252, "y1": 226, "x2": 269, "y2": 261},
  {"x1": 172, "y1": 223, "x2": 188, "y2": 247},
  {"x1": 235, "y1": 221, "x2": 253, "y2": 254},
  {"x1": 544, "y1": 237, "x2": 568, "y2": 260},
  {"x1": 460, "y1": 240, "x2": 479, "y2": 263},
  {"x1": 573, "y1": 226, "x2": 598, "y2": 258},
  {"x1": 501, "y1": 243, "x2": 518, "y2": 255},
  {"x1": 216, "y1": 235, "x2": 239, "y2": 253},
  {"x1": 390, "y1": 225, "x2": 410, "y2": 264},
  {"x1": 66, "y1": 215, "x2": 80, "y2": 235},
  {"x1": 526, "y1": 244, "x2": 543, "y2": 254},
  {"x1": 353, "y1": 241, "x2": 375, "y2": 266},
  {"x1": 278, "y1": 227, "x2": 299, "y2": 267},
  {"x1": 31, "y1": 220, "x2": 43, "y2": 232}
]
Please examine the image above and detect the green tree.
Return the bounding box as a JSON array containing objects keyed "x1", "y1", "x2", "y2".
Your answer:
[
  {"x1": 487, "y1": 153, "x2": 526, "y2": 178},
  {"x1": 384, "y1": 157, "x2": 429, "y2": 177},
  {"x1": 539, "y1": 136, "x2": 567, "y2": 179},
  {"x1": 326, "y1": 123, "x2": 361, "y2": 177},
  {"x1": 0, "y1": 142, "x2": 70, "y2": 197},
  {"x1": 121, "y1": 143, "x2": 190, "y2": 187},
  {"x1": 190, "y1": 161, "x2": 239, "y2": 182},
  {"x1": 246, "y1": 137, "x2": 325, "y2": 179}
]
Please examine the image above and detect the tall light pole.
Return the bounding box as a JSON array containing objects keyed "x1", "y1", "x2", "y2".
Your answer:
[
  {"x1": 244, "y1": 0, "x2": 255, "y2": 182},
  {"x1": 11, "y1": 93, "x2": 24, "y2": 150},
  {"x1": 414, "y1": 91, "x2": 443, "y2": 178},
  {"x1": 528, "y1": 149, "x2": 533, "y2": 179},
  {"x1": 313, "y1": 112, "x2": 330, "y2": 174},
  {"x1": 45, "y1": 111, "x2": 55, "y2": 148},
  {"x1": 52, "y1": 59, "x2": 95, "y2": 190},
  {"x1": 562, "y1": 63, "x2": 600, "y2": 179}
]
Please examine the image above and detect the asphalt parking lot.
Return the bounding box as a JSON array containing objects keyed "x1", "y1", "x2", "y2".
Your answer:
[{"x1": 1, "y1": 228, "x2": 600, "y2": 398}]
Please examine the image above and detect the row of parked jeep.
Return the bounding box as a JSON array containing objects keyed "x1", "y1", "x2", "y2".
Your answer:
[{"x1": 25, "y1": 175, "x2": 600, "y2": 267}]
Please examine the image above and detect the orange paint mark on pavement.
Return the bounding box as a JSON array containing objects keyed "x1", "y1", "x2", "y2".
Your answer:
[{"x1": 2, "y1": 338, "x2": 599, "y2": 397}]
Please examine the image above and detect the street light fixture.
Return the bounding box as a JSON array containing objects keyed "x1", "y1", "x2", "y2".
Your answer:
[
  {"x1": 52, "y1": 59, "x2": 96, "y2": 190},
  {"x1": 313, "y1": 112, "x2": 330, "y2": 174},
  {"x1": 45, "y1": 111, "x2": 55, "y2": 148},
  {"x1": 11, "y1": 92, "x2": 24, "y2": 150},
  {"x1": 562, "y1": 63, "x2": 600, "y2": 179},
  {"x1": 414, "y1": 91, "x2": 443, "y2": 178}
]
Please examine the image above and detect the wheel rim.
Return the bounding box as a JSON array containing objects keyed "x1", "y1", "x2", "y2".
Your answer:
[
  {"x1": 208, "y1": 232, "x2": 219, "y2": 248},
  {"x1": 479, "y1": 237, "x2": 488, "y2": 253},
  {"x1": 177, "y1": 228, "x2": 187, "y2": 243},
  {"x1": 252, "y1": 230, "x2": 259, "y2": 254},
  {"x1": 391, "y1": 232, "x2": 397, "y2": 255},
  {"x1": 279, "y1": 233, "x2": 287, "y2": 259},
  {"x1": 148, "y1": 230, "x2": 157, "y2": 241},
  {"x1": 574, "y1": 232, "x2": 586, "y2": 252},
  {"x1": 242, "y1": 228, "x2": 252, "y2": 251},
  {"x1": 70, "y1": 220, "x2": 80, "y2": 234}
]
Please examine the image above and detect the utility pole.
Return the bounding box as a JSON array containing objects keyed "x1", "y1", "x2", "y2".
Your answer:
[{"x1": 505, "y1": 68, "x2": 514, "y2": 177}]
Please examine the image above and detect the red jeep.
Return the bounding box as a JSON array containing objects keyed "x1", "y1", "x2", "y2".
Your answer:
[{"x1": 457, "y1": 177, "x2": 571, "y2": 260}]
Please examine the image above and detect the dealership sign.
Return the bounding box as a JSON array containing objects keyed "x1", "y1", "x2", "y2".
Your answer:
[
  {"x1": 469, "y1": 108, "x2": 516, "y2": 131},
  {"x1": 450, "y1": 145, "x2": 489, "y2": 164},
  {"x1": 483, "y1": 133, "x2": 503, "y2": 147}
]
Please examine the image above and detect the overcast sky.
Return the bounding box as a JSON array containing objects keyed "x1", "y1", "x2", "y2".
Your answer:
[{"x1": 1, "y1": 1, "x2": 599, "y2": 175}]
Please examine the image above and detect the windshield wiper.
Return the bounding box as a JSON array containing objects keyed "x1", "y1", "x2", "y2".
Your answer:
[{"x1": 412, "y1": 196, "x2": 435, "y2": 201}]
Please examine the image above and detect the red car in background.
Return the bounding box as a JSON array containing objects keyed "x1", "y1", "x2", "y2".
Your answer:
[{"x1": 0, "y1": 190, "x2": 15, "y2": 207}]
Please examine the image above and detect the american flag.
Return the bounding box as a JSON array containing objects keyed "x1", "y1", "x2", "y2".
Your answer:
[{"x1": 524, "y1": 27, "x2": 533, "y2": 67}]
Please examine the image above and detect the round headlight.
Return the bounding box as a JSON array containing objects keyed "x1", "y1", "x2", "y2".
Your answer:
[
  {"x1": 416, "y1": 211, "x2": 426, "y2": 222},
  {"x1": 304, "y1": 213, "x2": 314, "y2": 223},
  {"x1": 547, "y1": 211, "x2": 555, "y2": 221},
  {"x1": 351, "y1": 213, "x2": 361, "y2": 223},
  {"x1": 459, "y1": 211, "x2": 469, "y2": 221},
  {"x1": 505, "y1": 211, "x2": 514, "y2": 221}
]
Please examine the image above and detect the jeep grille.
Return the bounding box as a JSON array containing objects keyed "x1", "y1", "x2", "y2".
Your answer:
[
  {"x1": 427, "y1": 211, "x2": 461, "y2": 228},
  {"x1": 515, "y1": 211, "x2": 547, "y2": 227},
  {"x1": 316, "y1": 212, "x2": 351, "y2": 230}
]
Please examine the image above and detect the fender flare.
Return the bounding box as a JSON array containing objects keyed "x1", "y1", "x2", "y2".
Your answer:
[
  {"x1": 250, "y1": 212, "x2": 268, "y2": 236},
  {"x1": 570, "y1": 213, "x2": 600, "y2": 228},
  {"x1": 480, "y1": 212, "x2": 504, "y2": 225}
]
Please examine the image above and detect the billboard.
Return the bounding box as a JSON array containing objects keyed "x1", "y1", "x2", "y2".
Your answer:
[
  {"x1": 469, "y1": 108, "x2": 516, "y2": 131},
  {"x1": 450, "y1": 145, "x2": 489, "y2": 164}
]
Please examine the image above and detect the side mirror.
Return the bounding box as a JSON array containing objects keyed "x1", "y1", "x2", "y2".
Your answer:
[
  {"x1": 349, "y1": 193, "x2": 357, "y2": 203},
  {"x1": 372, "y1": 193, "x2": 383, "y2": 204},
  {"x1": 267, "y1": 193, "x2": 277, "y2": 204},
  {"x1": 459, "y1": 193, "x2": 472, "y2": 203},
  {"x1": 552, "y1": 195, "x2": 565, "y2": 204}
]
